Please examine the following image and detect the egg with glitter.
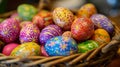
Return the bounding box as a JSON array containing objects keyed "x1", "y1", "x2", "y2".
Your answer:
[
  {"x1": 10, "y1": 42, "x2": 41, "y2": 58},
  {"x1": 45, "y1": 36, "x2": 78, "y2": 56},
  {"x1": 92, "y1": 29, "x2": 111, "y2": 45},
  {"x1": 33, "y1": 10, "x2": 53, "y2": 30},
  {"x1": 19, "y1": 23, "x2": 40, "y2": 43},
  {"x1": 90, "y1": 14, "x2": 114, "y2": 35},
  {"x1": 0, "y1": 18, "x2": 20, "y2": 43},
  {"x1": 71, "y1": 18, "x2": 94, "y2": 41},
  {"x1": 78, "y1": 40, "x2": 99, "y2": 53},
  {"x1": 18, "y1": 4, "x2": 38, "y2": 21},
  {"x1": 39, "y1": 24, "x2": 62, "y2": 44},
  {"x1": 77, "y1": 3, "x2": 97, "y2": 18},
  {"x1": 52, "y1": 7, "x2": 74, "y2": 30}
]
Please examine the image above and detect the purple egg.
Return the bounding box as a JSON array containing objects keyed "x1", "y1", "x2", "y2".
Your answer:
[
  {"x1": 20, "y1": 23, "x2": 40, "y2": 43},
  {"x1": 39, "y1": 24, "x2": 62, "y2": 44},
  {"x1": 0, "y1": 18, "x2": 20, "y2": 43},
  {"x1": 90, "y1": 14, "x2": 114, "y2": 35}
]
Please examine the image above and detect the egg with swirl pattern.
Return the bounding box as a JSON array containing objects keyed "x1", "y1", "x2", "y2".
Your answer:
[{"x1": 39, "y1": 25, "x2": 62, "y2": 44}]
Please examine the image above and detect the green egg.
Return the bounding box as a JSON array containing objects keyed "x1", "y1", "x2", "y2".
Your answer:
[
  {"x1": 78, "y1": 40, "x2": 99, "y2": 53},
  {"x1": 17, "y1": 4, "x2": 38, "y2": 21}
]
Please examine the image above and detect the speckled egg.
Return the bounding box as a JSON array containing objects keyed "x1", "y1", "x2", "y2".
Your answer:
[
  {"x1": 0, "y1": 18, "x2": 20, "y2": 43},
  {"x1": 71, "y1": 18, "x2": 94, "y2": 41},
  {"x1": 52, "y1": 7, "x2": 74, "y2": 30},
  {"x1": 77, "y1": 3, "x2": 97, "y2": 18},
  {"x1": 10, "y1": 42, "x2": 40, "y2": 58},
  {"x1": 39, "y1": 24, "x2": 62, "y2": 44},
  {"x1": 91, "y1": 29, "x2": 111, "y2": 45},
  {"x1": 62, "y1": 31, "x2": 72, "y2": 37},
  {"x1": 45, "y1": 36, "x2": 78, "y2": 56},
  {"x1": 18, "y1": 4, "x2": 38, "y2": 21},
  {"x1": 33, "y1": 10, "x2": 53, "y2": 30},
  {"x1": 20, "y1": 23, "x2": 40, "y2": 43},
  {"x1": 90, "y1": 14, "x2": 114, "y2": 35},
  {"x1": 78, "y1": 40, "x2": 99, "y2": 53}
]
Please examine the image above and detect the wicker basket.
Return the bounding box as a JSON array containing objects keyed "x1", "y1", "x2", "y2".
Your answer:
[{"x1": 0, "y1": 0, "x2": 120, "y2": 67}]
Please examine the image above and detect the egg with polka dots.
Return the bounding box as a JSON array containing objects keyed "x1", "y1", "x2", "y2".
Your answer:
[
  {"x1": 19, "y1": 23, "x2": 40, "y2": 43},
  {"x1": 0, "y1": 18, "x2": 20, "y2": 43},
  {"x1": 39, "y1": 25, "x2": 62, "y2": 44},
  {"x1": 45, "y1": 36, "x2": 78, "y2": 56}
]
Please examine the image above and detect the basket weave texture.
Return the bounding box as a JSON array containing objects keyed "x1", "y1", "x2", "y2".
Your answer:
[{"x1": 0, "y1": 0, "x2": 120, "y2": 67}]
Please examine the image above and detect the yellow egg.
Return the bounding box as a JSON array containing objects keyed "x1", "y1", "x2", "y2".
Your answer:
[
  {"x1": 92, "y1": 29, "x2": 111, "y2": 45},
  {"x1": 77, "y1": 3, "x2": 97, "y2": 18},
  {"x1": 10, "y1": 42, "x2": 41, "y2": 58}
]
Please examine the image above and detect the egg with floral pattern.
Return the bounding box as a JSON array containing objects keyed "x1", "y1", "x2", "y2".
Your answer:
[
  {"x1": 62, "y1": 31, "x2": 72, "y2": 37},
  {"x1": 0, "y1": 18, "x2": 20, "y2": 43},
  {"x1": 18, "y1": 4, "x2": 38, "y2": 21},
  {"x1": 52, "y1": 7, "x2": 74, "y2": 30},
  {"x1": 90, "y1": 14, "x2": 114, "y2": 35},
  {"x1": 91, "y1": 29, "x2": 111, "y2": 45},
  {"x1": 10, "y1": 42, "x2": 40, "y2": 58},
  {"x1": 78, "y1": 40, "x2": 99, "y2": 53},
  {"x1": 71, "y1": 18, "x2": 94, "y2": 41},
  {"x1": 39, "y1": 24, "x2": 62, "y2": 44},
  {"x1": 20, "y1": 23, "x2": 40, "y2": 43},
  {"x1": 45, "y1": 36, "x2": 78, "y2": 56},
  {"x1": 77, "y1": 3, "x2": 97, "y2": 18},
  {"x1": 32, "y1": 10, "x2": 53, "y2": 30}
]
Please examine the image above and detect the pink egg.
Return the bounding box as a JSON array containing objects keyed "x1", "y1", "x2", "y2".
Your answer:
[
  {"x1": 2, "y1": 43, "x2": 19, "y2": 56},
  {"x1": 41, "y1": 45, "x2": 49, "y2": 56}
]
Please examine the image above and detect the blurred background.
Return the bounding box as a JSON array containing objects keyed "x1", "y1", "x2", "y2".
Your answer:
[{"x1": 0, "y1": 0, "x2": 120, "y2": 16}]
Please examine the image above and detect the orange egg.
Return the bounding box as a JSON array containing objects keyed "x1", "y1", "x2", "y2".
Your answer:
[
  {"x1": 77, "y1": 3, "x2": 97, "y2": 18},
  {"x1": 92, "y1": 29, "x2": 111, "y2": 45}
]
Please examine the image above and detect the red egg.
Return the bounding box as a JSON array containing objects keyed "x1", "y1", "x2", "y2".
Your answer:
[
  {"x1": 71, "y1": 18, "x2": 94, "y2": 41},
  {"x1": 41, "y1": 45, "x2": 49, "y2": 56},
  {"x1": 2, "y1": 43, "x2": 19, "y2": 56},
  {"x1": 32, "y1": 10, "x2": 53, "y2": 30}
]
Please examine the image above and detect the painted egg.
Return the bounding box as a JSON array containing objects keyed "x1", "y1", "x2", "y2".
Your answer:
[
  {"x1": 71, "y1": 18, "x2": 94, "y2": 41},
  {"x1": 0, "y1": 18, "x2": 20, "y2": 43},
  {"x1": 52, "y1": 7, "x2": 74, "y2": 30},
  {"x1": 39, "y1": 24, "x2": 62, "y2": 44},
  {"x1": 20, "y1": 23, "x2": 40, "y2": 43},
  {"x1": 62, "y1": 31, "x2": 72, "y2": 37},
  {"x1": 77, "y1": 3, "x2": 97, "y2": 18},
  {"x1": 90, "y1": 14, "x2": 114, "y2": 35},
  {"x1": 91, "y1": 29, "x2": 111, "y2": 45},
  {"x1": 2, "y1": 43, "x2": 19, "y2": 56},
  {"x1": 17, "y1": 4, "x2": 38, "y2": 21},
  {"x1": 10, "y1": 42, "x2": 40, "y2": 58},
  {"x1": 45, "y1": 36, "x2": 78, "y2": 56},
  {"x1": 78, "y1": 40, "x2": 99, "y2": 53},
  {"x1": 20, "y1": 21, "x2": 32, "y2": 28},
  {"x1": 33, "y1": 10, "x2": 53, "y2": 30}
]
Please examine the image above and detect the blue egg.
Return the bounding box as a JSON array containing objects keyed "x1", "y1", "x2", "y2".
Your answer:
[{"x1": 45, "y1": 36, "x2": 78, "y2": 56}]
